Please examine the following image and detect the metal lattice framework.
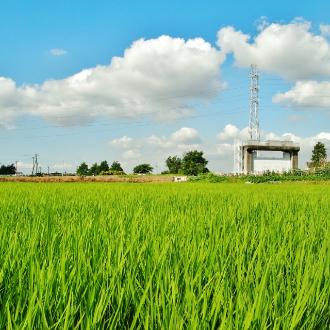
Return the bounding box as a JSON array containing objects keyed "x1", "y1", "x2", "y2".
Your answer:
[
  {"x1": 248, "y1": 64, "x2": 260, "y2": 141},
  {"x1": 233, "y1": 139, "x2": 243, "y2": 174}
]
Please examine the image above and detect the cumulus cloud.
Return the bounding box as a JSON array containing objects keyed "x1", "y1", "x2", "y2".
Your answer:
[
  {"x1": 147, "y1": 135, "x2": 174, "y2": 149},
  {"x1": 0, "y1": 77, "x2": 26, "y2": 128},
  {"x1": 170, "y1": 127, "x2": 200, "y2": 144},
  {"x1": 255, "y1": 16, "x2": 270, "y2": 32},
  {"x1": 49, "y1": 48, "x2": 68, "y2": 56},
  {"x1": 0, "y1": 35, "x2": 225, "y2": 127},
  {"x1": 320, "y1": 24, "x2": 330, "y2": 37},
  {"x1": 273, "y1": 81, "x2": 330, "y2": 110},
  {"x1": 216, "y1": 143, "x2": 233, "y2": 155},
  {"x1": 110, "y1": 135, "x2": 135, "y2": 149},
  {"x1": 112, "y1": 127, "x2": 201, "y2": 152},
  {"x1": 217, "y1": 124, "x2": 249, "y2": 141},
  {"x1": 217, "y1": 21, "x2": 330, "y2": 80}
]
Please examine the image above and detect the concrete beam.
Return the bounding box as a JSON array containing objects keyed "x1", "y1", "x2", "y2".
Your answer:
[{"x1": 243, "y1": 145, "x2": 300, "y2": 152}]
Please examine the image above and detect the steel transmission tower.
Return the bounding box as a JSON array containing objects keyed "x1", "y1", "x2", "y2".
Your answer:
[{"x1": 248, "y1": 64, "x2": 260, "y2": 141}]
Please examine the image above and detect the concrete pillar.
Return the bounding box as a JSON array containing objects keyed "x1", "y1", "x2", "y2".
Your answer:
[
  {"x1": 243, "y1": 148, "x2": 253, "y2": 174},
  {"x1": 291, "y1": 151, "x2": 299, "y2": 170}
]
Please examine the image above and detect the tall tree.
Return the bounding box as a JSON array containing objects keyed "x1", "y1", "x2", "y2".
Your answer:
[
  {"x1": 89, "y1": 163, "x2": 100, "y2": 176},
  {"x1": 166, "y1": 156, "x2": 182, "y2": 174},
  {"x1": 181, "y1": 150, "x2": 208, "y2": 176},
  {"x1": 76, "y1": 162, "x2": 89, "y2": 176},
  {"x1": 311, "y1": 142, "x2": 327, "y2": 165},
  {"x1": 133, "y1": 164, "x2": 153, "y2": 174},
  {"x1": 99, "y1": 160, "x2": 109, "y2": 173},
  {"x1": 110, "y1": 161, "x2": 124, "y2": 172}
]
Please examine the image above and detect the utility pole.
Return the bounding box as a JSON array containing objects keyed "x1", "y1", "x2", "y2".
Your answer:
[
  {"x1": 249, "y1": 64, "x2": 260, "y2": 141},
  {"x1": 35, "y1": 154, "x2": 38, "y2": 175},
  {"x1": 15, "y1": 161, "x2": 18, "y2": 175},
  {"x1": 32, "y1": 156, "x2": 35, "y2": 175},
  {"x1": 31, "y1": 154, "x2": 39, "y2": 176}
]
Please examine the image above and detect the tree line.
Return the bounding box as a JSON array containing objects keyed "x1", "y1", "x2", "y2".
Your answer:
[
  {"x1": 0, "y1": 143, "x2": 326, "y2": 177},
  {"x1": 0, "y1": 164, "x2": 16, "y2": 175},
  {"x1": 77, "y1": 160, "x2": 125, "y2": 176},
  {"x1": 76, "y1": 142, "x2": 329, "y2": 176},
  {"x1": 76, "y1": 150, "x2": 209, "y2": 176}
]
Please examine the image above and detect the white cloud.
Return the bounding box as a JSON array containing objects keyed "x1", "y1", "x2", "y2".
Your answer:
[
  {"x1": 49, "y1": 48, "x2": 67, "y2": 56},
  {"x1": 217, "y1": 124, "x2": 240, "y2": 140},
  {"x1": 146, "y1": 135, "x2": 173, "y2": 148},
  {"x1": 122, "y1": 149, "x2": 141, "y2": 160},
  {"x1": 110, "y1": 135, "x2": 135, "y2": 149},
  {"x1": 0, "y1": 77, "x2": 24, "y2": 128},
  {"x1": 314, "y1": 132, "x2": 330, "y2": 140},
  {"x1": 273, "y1": 81, "x2": 330, "y2": 110},
  {"x1": 0, "y1": 35, "x2": 225, "y2": 127},
  {"x1": 320, "y1": 24, "x2": 330, "y2": 37},
  {"x1": 256, "y1": 16, "x2": 270, "y2": 32},
  {"x1": 217, "y1": 21, "x2": 330, "y2": 80},
  {"x1": 217, "y1": 124, "x2": 249, "y2": 141},
  {"x1": 113, "y1": 127, "x2": 201, "y2": 151},
  {"x1": 216, "y1": 143, "x2": 233, "y2": 155},
  {"x1": 170, "y1": 127, "x2": 200, "y2": 144}
]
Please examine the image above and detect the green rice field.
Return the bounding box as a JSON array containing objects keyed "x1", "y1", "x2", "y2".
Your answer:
[{"x1": 0, "y1": 182, "x2": 329, "y2": 329}]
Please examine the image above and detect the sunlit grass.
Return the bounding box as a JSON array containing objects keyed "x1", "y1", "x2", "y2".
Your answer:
[{"x1": 0, "y1": 183, "x2": 329, "y2": 329}]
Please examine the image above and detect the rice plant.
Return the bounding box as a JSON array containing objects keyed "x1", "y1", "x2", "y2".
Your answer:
[{"x1": 0, "y1": 182, "x2": 329, "y2": 329}]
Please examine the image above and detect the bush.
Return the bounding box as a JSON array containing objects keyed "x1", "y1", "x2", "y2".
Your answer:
[{"x1": 189, "y1": 173, "x2": 229, "y2": 183}]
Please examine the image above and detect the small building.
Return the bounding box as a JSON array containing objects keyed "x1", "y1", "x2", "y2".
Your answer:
[
  {"x1": 236, "y1": 140, "x2": 300, "y2": 174},
  {"x1": 173, "y1": 176, "x2": 188, "y2": 182}
]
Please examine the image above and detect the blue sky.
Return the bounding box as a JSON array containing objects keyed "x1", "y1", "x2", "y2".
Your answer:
[{"x1": 0, "y1": 0, "x2": 330, "y2": 173}]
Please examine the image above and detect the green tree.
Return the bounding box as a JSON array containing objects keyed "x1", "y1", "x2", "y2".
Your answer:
[
  {"x1": 76, "y1": 162, "x2": 89, "y2": 176},
  {"x1": 133, "y1": 164, "x2": 153, "y2": 174},
  {"x1": 89, "y1": 163, "x2": 100, "y2": 176},
  {"x1": 166, "y1": 156, "x2": 182, "y2": 174},
  {"x1": 311, "y1": 142, "x2": 327, "y2": 165},
  {"x1": 110, "y1": 161, "x2": 123, "y2": 172},
  {"x1": 181, "y1": 150, "x2": 208, "y2": 176},
  {"x1": 99, "y1": 160, "x2": 109, "y2": 173},
  {"x1": 0, "y1": 164, "x2": 16, "y2": 175}
]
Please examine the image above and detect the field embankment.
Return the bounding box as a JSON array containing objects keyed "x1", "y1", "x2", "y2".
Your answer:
[{"x1": 0, "y1": 174, "x2": 173, "y2": 183}]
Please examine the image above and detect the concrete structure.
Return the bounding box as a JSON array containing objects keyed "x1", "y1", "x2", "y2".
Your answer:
[
  {"x1": 233, "y1": 66, "x2": 301, "y2": 175},
  {"x1": 241, "y1": 140, "x2": 300, "y2": 174}
]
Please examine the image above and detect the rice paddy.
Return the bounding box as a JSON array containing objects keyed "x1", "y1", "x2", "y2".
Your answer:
[{"x1": 0, "y1": 182, "x2": 329, "y2": 329}]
